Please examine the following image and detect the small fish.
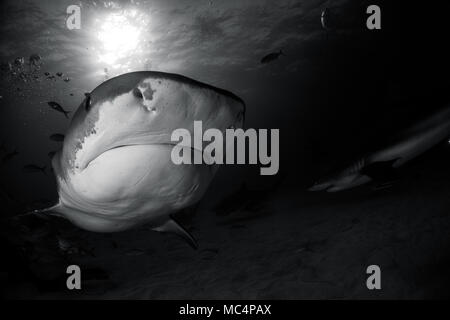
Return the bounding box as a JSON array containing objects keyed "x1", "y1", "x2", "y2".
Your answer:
[
  {"x1": 63, "y1": 77, "x2": 70, "y2": 82},
  {"x1": 57, "y1": 237, "x2": 94, "y2": 256},
  {"x1": 44, "y1": 72, "x2": 50, "y2": 76},
  {"x1": 57, "y1": 237, "x2": 71, "y2": 252},
  {"x1": 69, "y1": 93, "x2": 74, "y2": 96},
  {"x1": 48, "y1": 151, "x2": 56, "y2": 159},
  {"x1": 1, "y1": 150, "x2": 18, "y2": 164},
  {"x1": 56, "y1": 72, "x2": 63, "y2": 77},
  {"x1": 321, "y1": 8, "x2": 329, "y2": 29},
  {"x1": 49, "y1": 133, "x2": 65, "y2": 142},
  {"x1": 48, "y1": 101, "x2": 71, "y2": 118},
  {"x1": 260, "y1": 50, "x2": 284, "y2": 64},
  {"x1": 23, "y1": 164, "x2": 46, "y2": 175}
]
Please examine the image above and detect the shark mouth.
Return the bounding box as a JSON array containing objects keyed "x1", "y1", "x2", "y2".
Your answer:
[{"x1": 82, "y1": 141, "x2": 205, "y2": 172}]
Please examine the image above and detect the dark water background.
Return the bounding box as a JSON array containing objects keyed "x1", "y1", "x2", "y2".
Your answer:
[{"x1": 1, "y1": 1, "x2": 450, "y2": 299}]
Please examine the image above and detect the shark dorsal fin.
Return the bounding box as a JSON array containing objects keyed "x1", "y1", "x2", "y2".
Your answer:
[{"x1": 154, "y1": 218, "x2": 198, "y2": 250}]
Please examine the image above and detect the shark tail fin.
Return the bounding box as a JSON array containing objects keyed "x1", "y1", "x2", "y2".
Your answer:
[{"x1": 153, "y1": 217, "x2": 198, "y2": 250}]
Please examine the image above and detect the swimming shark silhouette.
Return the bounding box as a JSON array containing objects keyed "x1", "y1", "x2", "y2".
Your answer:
[
  {"x1": 36, "y1": 71, "x2": 245, "y2": 248},
  {"x1": 309, "y1": 105, "x2": 450, "y2": 192}
]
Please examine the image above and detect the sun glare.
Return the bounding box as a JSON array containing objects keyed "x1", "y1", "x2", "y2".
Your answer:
[{"x1": 97, "y1": 13, "x2": 141, "y2": 65}]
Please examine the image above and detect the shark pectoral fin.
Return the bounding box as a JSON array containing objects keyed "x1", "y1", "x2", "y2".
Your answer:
[
  {"x1": 9, "y1": 202, "x2": 65, "y2": 222},
  {"x1": 154, "y1": 218, "x2": 198, "y2": 250},
  {"x1": 33, "y1": 202, "x2": 65, "y2": 219},
  {"x1": 360, "y1": 158, "x2": 400, "y2": 180}
]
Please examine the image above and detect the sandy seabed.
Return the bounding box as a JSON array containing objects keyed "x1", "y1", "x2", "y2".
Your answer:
[{"x1": 2, "y1": 162, "x2": 450, "y2": 300}]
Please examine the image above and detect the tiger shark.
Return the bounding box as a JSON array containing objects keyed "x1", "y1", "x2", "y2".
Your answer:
[
  {"x1": 309, "y1": 105, "x2": 450, "y2": 192},
  {"x1": 36, "y1": 71, "x2": 245, "y2": 248}
]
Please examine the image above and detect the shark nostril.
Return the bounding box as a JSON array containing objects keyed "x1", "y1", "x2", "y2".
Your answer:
[{"x1": 133, "y1": 87, "x2": 144, "y2": 99}]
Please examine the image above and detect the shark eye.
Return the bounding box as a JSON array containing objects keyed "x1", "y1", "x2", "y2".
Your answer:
[
  {"x1": 133, "y1": 87, "x2": 143, "y2": 99},
  {"x1": 85, "y1": 95, "x2": 92, "y2": 111}
]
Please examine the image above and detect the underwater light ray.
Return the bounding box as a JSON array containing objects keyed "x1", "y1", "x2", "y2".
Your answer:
[{"x1": 91, "y1": 5, "x2": 154, "y2": 74}]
